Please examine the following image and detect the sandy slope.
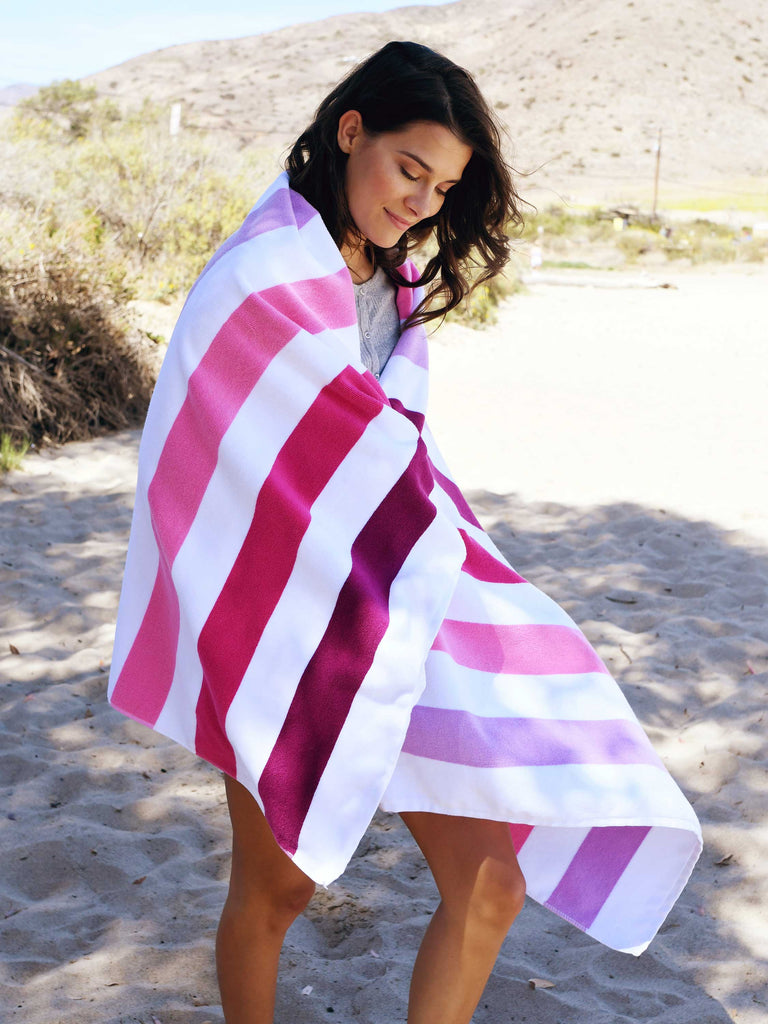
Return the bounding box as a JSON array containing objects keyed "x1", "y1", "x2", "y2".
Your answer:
[
  {"x1": 1, "y1": 267, "x2": 767, "y2": 1023},
  {"x1": 84, "y1": 0, "x2": 768, "y2": 203}
]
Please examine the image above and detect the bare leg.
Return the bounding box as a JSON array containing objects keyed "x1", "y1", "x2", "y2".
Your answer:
[
  {"x1": 401, "y1": 813, "x2": 525, "y2": 1024},
  {"x1": 216, "y1": 775, "x2": 315, "y2": 1024}
]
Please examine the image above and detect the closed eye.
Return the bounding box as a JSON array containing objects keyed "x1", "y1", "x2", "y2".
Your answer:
[{"x1": 401, "y1": 165, "x2": 450, "y2": 199}]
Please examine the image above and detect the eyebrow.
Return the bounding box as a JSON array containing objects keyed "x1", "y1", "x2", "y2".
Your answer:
[{"x1": 397, "y1": 150, "x2": 462, "y2": 184}]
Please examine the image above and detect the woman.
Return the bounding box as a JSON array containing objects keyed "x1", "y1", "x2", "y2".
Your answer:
[{"x1": 109, "y1": 41, "x2": 701, "y2": 1024}]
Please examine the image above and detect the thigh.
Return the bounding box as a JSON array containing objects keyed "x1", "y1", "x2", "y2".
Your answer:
[
  {"x1": 400, "y1": 811, "x2": 524, "y2": 904},
  {"x1": 224, "y1": 774, "x2": 314, "y2": 902}
]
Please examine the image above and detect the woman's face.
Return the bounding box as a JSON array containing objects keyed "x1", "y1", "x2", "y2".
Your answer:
[{"x1": 337, "y1": 113, "x2": 473, "y2": 248}]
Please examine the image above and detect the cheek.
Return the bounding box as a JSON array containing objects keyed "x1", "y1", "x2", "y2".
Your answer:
[{"x1": 367, "y1": 161, "x2": 398, "y2": 203}]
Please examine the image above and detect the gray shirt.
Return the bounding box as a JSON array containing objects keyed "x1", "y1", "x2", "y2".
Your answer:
[{"x1": 353, "y1": 266, "x2": 401, "y2": 379}]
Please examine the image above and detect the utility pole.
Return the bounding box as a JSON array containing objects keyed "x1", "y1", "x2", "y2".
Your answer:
[{"x1": 652, "y1": 128, "x2": 662, "y2": 219}]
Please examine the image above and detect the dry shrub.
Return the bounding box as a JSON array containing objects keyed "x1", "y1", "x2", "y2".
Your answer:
[{"x1": 0, "y1": 252, "x2": 159, "y2": 445}]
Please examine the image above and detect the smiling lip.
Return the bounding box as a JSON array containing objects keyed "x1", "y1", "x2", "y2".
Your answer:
[{"x1": 385, "y1": 209, "x2": 412, "y2": 230}]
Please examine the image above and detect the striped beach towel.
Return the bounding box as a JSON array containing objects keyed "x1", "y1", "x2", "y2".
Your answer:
[{"x1": 109, "y1": 171, "x2": 701, "y2": 955}]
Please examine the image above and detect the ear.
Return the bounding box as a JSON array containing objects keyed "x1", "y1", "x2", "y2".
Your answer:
[{"x1": 337, "y1": 109, "x2": 364, "y2": 155}]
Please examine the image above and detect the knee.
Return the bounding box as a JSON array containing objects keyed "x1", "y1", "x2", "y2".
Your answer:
[
  {"x1": 265, "y1": 874, "x2": 316, "y2": 926},
  {"x1": 226, "y1": 869, "x2": 316, "y2": 934},
  {"x1": 465, "y1": 857, "x2": 526, "y2": 933}
]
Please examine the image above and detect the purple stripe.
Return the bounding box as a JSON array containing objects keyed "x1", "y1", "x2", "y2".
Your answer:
[
  {"x1": 546, "y1": 826, "x2": 651, "y2": 929},
  {"x1": 392, "y1": 321, "x2": 429, "y2": 369},
  {"x1": 432, "y1": 619, "x2": 608, "y2": 676},
  {"x1": 259, "y1": 438, "x2": 438, "y2": 855},
  {"x1": 430, "y1": 462, "x2": 482, "y2": 527},
  {"x1": 194, "y1": 366, "x2": 383, "y2": 776},
  {"x1": 402, "y1": 707, "x2": 664, "y2": 769}
]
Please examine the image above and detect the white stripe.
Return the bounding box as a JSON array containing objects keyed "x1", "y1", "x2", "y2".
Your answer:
[
  {"x1": 381, "y1": 352, "x2": 429, "y2": 412},
  {"x1": 152, "y1": 621, "x2": 204, "y2": 749},
  {"x1": 382, "y1": 755, "x2": 699, "y2": 832},
  {"x1": 227, "y1": 397, "x2": 428, "y2": 796},
  {"x1": 445, "y1": 575, "x2": 575, "y2": 627},
  {"x1": 419, "y1": 651, "x2": 637, "y2": 721},
  {"x1": 171, "y1": 327, "x2": 341, "y2": 621},
  {"x1": 294, "y1": 513, "x2": 465, "y2": 884},
  {"x1": 421, "y1": 421, "x2": 453, "y2": 477},
  {"x1": 154, "y1": 328, "x2": 345, "y2": 731},
  {"x1": 136, "y1": 208, "x2": 349, "y2": 486}
]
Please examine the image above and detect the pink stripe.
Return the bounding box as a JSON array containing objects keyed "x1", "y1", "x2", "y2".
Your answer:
[
  {"x1": 431, "y1": 463, "x2": 482, "y2": 527},
  {"x1": 431, "y1": 619, "x2": 608, "y2": 676},
  {"x1": 546, "y1": 826, "x2": 651, "y2": 929},
  {"x1": 259, "y1": 438, "x2": 438, "y2": 854},
  {"x1": 194, "y1": 365, "x2": 384, "y2": 776},
  {"x1": 109, "y1": 555, "x2": 180, "y2": 724},
  {"x1": 150, "y1": 268, "x2": 356, "y2": 565},
  {"x1": 459, "y1": 529, "x2": 526, "y2": 584},
  {"x1": 402, "y1": 707, "x2": 663, "y2": 768},
  {"x1": 115, "y1": 269, "x2": 357, "y2": 728},
  {"x1": 509, "y1": 823, "x2": 534, "y2": 853}
]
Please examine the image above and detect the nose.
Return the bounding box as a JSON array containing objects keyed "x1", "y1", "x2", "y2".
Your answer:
[{"x1": 405, "y1": 183, "x2": 437, "y2": 221}]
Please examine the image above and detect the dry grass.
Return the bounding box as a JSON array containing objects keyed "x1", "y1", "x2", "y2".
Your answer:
[{"x1": 0, "y1": 252, "x2": 159, "y2": 446}]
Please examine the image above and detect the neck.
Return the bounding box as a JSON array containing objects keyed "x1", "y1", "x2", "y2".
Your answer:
[{"x1": 341, "y1": 239, "x2": 374, "y2": 285}]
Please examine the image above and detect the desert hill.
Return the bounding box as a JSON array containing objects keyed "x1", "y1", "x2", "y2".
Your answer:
[{"x1": 78, "y1": 0, "x2": 766, "y2": 205}]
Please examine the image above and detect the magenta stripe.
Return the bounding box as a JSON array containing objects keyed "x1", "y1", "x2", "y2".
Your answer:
[
  {"x1": 509, "y1": 823, "x2": 534, "y2": 853},
  {"x1": 389, "y1": 397, "x2": 426, "y2": 433},
  {"x1": 259, "y1": 439, "x2": 438, "y2": 855},
  {"x1": 402, "y1": 707, "x2": 663, "y2": 768},
  {"x1": 459, "y1": 529, "x2": 526, "y2": 584},
  {"x1": 431, "y1": 462, "x2": 482, "y2": 527},
  {"x1": 192, "y1": 186, "x2": 318, "y2": 293},
  {"x1": 193, "y1": 366, "x2": 385, "y2": 776},
  {"x1": 109, "y1": 555, "x2": 180, "y2": 723},
  {"x1": 431, "y1": 619, "x2": 608, "y2": 676},
  {"x1": 546, "y1": 826, "x2": 651, "y2": 929}
]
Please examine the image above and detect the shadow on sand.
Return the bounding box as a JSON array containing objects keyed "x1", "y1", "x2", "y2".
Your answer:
[{"x1": 1, "y1": 450, "x2": 765, "y2": 1022}]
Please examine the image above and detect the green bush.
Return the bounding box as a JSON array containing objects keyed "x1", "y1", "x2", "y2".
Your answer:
[
  {"x1": 0, "y1": 433, "x2": 29, "y2": 473},
  {"x1": 5, "y1": 89, "x2": 270, "y2": 301}
]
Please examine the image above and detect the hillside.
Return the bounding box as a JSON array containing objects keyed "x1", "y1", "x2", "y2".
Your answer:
[
  {"x1": 0, "y1": 84, "x2": 40, "y2": 111},
  {"x1": 82, "y1": 0, "x2": 768, "y2": 207}
]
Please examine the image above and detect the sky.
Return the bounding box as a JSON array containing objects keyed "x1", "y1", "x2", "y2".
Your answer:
[{"x1": 0, "y1": 0, "x2": 450, "y2": 89}]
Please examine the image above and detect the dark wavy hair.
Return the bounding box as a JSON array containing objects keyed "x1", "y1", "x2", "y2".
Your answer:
[{"x1": 285, "y1": 40, "x2": 523, "y2": 328}]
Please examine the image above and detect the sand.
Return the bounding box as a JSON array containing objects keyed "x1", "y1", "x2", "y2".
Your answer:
[{"x1": 1, "y1": 265, "x2": 767, "y2": 1023}]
